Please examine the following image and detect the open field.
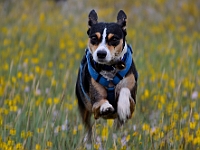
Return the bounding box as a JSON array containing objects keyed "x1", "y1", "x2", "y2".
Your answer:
[{"x1": 0, "y1": 0, "x2": 200, "y2": 149}]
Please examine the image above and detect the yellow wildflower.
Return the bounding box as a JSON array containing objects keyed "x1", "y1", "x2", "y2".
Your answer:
[
  {"x1": 10, "y1": 129, "x2": 16, "y2": 136},
  {"x1": 190, "y1": 122, "x2": 196, "y2": 129},
  {"x1": 142, "y1": 123, "x2": 150, "y2": 131},
  {"x1": 35, "y1": 144, "x2": 41, "y2": 150},
  {"x1": 46, "y1": 141, "x2": 53, "y2": 147}
]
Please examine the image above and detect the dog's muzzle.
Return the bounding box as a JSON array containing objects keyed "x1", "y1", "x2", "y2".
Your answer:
[{"x1": 97, "y1": 50, "x2": 107, "y2": 59}]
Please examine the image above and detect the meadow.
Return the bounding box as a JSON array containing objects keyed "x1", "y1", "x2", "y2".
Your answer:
[{"x1": 0, "y1": 0, "x2": 200, "y2": 149}]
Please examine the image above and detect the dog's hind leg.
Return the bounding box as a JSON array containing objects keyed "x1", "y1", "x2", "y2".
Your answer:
[
  {"x1": 82, "y1": 110, "x2": 93, "y2": 143},
  {"x1": 77, "y1": 97, "x2": 93, "y2": 143}
]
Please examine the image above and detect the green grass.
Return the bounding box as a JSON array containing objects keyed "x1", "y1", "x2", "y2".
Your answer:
[{"x1": 0, "y1": 0, "x2": 200, "y2": 149}]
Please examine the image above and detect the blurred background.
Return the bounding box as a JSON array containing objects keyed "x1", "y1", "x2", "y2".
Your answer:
[{"x1": 0, "y1": 0, "x2": 200, "y2": 149}]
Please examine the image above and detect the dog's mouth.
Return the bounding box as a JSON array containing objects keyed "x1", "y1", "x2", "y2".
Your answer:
[{"x1": 93, "y1": 58, "x2": 126, "y2": 71}]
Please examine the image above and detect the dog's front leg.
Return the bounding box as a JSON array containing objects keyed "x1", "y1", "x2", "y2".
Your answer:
[
  {"x1": 90, "y1": 78, "x2": 114, "y2": 119},
  {"x1": 116, "y1": 73, "x2": 136, "y2": 123}
]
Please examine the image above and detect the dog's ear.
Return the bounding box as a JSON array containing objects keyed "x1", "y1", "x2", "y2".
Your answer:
[
  {"x1": 87, "y1": 10, "x2": 98, "y2": 35},
  {"x1": 117, "y1": 10, "x2": 127, "y2": 30},
  {"x1": 88, "y1": 10, "x2": 98, "y2": 28}
]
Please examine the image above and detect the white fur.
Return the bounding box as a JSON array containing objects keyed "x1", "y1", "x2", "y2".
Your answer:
[
  {"x1": 93, "y1": 28, "x2": 112, "y2": 63},
  {"x1": 117, "y1": 87, "x2": 131, "y2": 122},
  {"x1": 100, "y1": 101, "x2": 114, "y2": 113},
  {"x1": 117, "y1": 42, "x2": 127, "y2": 60}
]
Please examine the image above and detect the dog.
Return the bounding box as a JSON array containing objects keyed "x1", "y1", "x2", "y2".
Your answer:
[{"x1": 76, "y1": 9, "x2": 138, "y2": 140}]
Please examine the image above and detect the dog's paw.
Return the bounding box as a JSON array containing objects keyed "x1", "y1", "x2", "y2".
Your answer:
[
  {"x1": 100, "y1": 101, "x2": 114, "y2": 115},
  {"x1": 117, "y1": 88, "x2": 131, "y2": 123}
]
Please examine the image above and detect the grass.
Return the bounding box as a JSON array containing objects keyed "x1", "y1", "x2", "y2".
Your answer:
[{"x1": 0, "y1": 0, "x2": 200, "y2": 149}]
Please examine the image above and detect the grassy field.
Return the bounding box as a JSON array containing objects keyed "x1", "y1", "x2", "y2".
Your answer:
[{"x1": 0, "y1": 0, "x2": 200, "y2": 149}]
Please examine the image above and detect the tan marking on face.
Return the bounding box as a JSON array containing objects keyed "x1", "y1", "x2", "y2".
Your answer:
[
  {"x1": 107, "y1": 33, "x2": 114, "y2": 40},
  {"x1": 96, "y1": 32, "x2": 101, "y2": 40},
  {"x1": 106, "y1": 39, "x2": 123, "y2": 57},
  {"x1": 88, "y1": 39, "x2": 98, "y2": 54}
]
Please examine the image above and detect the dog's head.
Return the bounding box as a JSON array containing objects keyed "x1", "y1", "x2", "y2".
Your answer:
[{"x1": 87, "y1": 10, "x2": 128, "y2": 65}]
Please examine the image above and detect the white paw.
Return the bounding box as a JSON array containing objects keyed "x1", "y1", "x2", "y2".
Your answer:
[
  {"x1": 100, "y1": 101, "x2": 114, "y2": 115},
  {"x1": 117, "y1": 88, "x2": 131, "y2": 123}
]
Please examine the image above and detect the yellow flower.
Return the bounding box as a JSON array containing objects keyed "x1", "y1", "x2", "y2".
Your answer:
[
  {"x1": 46, "y1": 141, "x2": 53, "y2": 147},
  {"x1": 46, "y1": 98, "x2": 52, "y2": 105},
  {"x1": 190, "y1": 101, "x2": 196, "y2": 108},
  {"x1": 21, "y1": 130, "x2": 26, "y2": 139},
  {"x1": 197, "y1": 58, "x2": 200, "y2": 66},
  {"x1": 35, "y1": 144, "x2": 41, "y2": 150},
  {"x1": 107, "y1": 119, "x2": 114, "y2": 128},
  {"x1": 7, "y1": 140, "x2": 14, "y2": 146},
  {"x1": 0, "y1": 117, "x2": 3, "y2": 125},
  {"x1": 10, "y1": 129, "x2": 16, "y2": 136},
  {"x1": 78, "y1": 124, "x2": 83, "y2": 131},
  {"x1": 142, "y1": 123, "x2": 150, "y2": 131},
  {"x1": 73, "y1": 127, "x2": 77, "y2": 135},
  {"x1": 59, "y1": 63, "x2": 64, "y2": 69},
  {"x1": 133, "y1": 132, "x2": 138, "y2": 137},
  {"x1": 126, "y1": 134, "x2": 130, "y2": 142},
  {"x1": 53, "y1": 97, "x2": 60, "y2": 104},
  {"x1": 31, "y1": 58, "x2": 39, "y2": 64},
  {"x1": 3, "y1": 63, "x2": 9, "y2": 70},
  {"x1": 172, "y1": 113, "x2": 179, "y2": 121},
  {"x1": 193, "y1": 137, "x2": 200, "y2": 145},
  {"x1": 10, "y1": 105, "x2": 18, "y2": 112},
  {"x1": 39, "y1": 12, "x2": 45, "y2": 22},
  {"x1": 187, "y1": 134, "x2": 194, "y2": 143},
  {"x1": 190, "y1": 122, "x2": 196, "y2": 129},
  {"x1": 159, "y1": 132, "x2": 164, "y2": 138},
  {"x1": 102, "y1": 126, "x2": 108, "y2": 140},
  {"x1": 48, "y1": 61, "x2": 53, "y2": 68},
  {"x1": 160, "y1": 95, "x2": 166, "y2": 104},
  {"x1": 27, "y1": 131, "x2": 33, "y2": 137},
  {"x1": 3, "y1": 38, "x2": 10, "y2": 46},
  {"x1": 35, "y1": 66, "x2": 41, "y2": 74},
  {"x1": 193, "y1": 112, "x2": 199, "y2": 120},
  {"x1": 94, "y1": 144, "x2": 100, "y2": 149},
  {"x1": 51, "y1": 78, "x2": 57, "y2": 86},
  {"x1": 59, "y1": 40, "x2": 65, "y2": 50},
  {"x1": 17, "y1": 72, "x2": 22, "y2": 79},
  {"x1": 24, "y1": 74, "x2": 30, "y2": 83},
  {"x1": 37, "y1": 128, "x2": 44, "y2": 133},
  {"x1": 169, "y1": 79, "x2": 175, "y2": 88},
  {"x1": 11, "y1": 76, "x2": 17, "y2": 84},
  {"x1": 15, "y1": 143, "x2": 23, "y2": 149},
  {"x1": 183, "y1": 111, "x2": 189, "y2": 119},
  {"x1": 144, "y1": 89, "x2": 150, "y2": 98}
]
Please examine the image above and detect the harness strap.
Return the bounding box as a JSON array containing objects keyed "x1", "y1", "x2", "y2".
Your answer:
[
  {"x1": 86, "y1": 45, "x2": 133, "y2": 88},
  {"x1": 79, "y1": 57, "x2": 91, "y2": 102},
  {"x1": 106, "y1": 87, "x2": 116, "y2": 110}
]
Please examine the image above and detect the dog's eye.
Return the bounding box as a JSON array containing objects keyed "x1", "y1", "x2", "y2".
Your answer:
[
  {"x1": 112, "y1": 37, "x2": 118, "y2": 41},
  {"x1": 91, "y1": 36, "x2": 97, "y2": 40},
  {"x1": 90, "y1": 36, "x2": 99, "y2": 45},
  {"x1": 108, "y1": 36, "x2": 120, "y2": 46}
]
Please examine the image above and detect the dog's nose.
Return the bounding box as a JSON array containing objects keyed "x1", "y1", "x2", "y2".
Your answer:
[{"x1": 97, "y1": 50, "x2": 107, "y2": 59}]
